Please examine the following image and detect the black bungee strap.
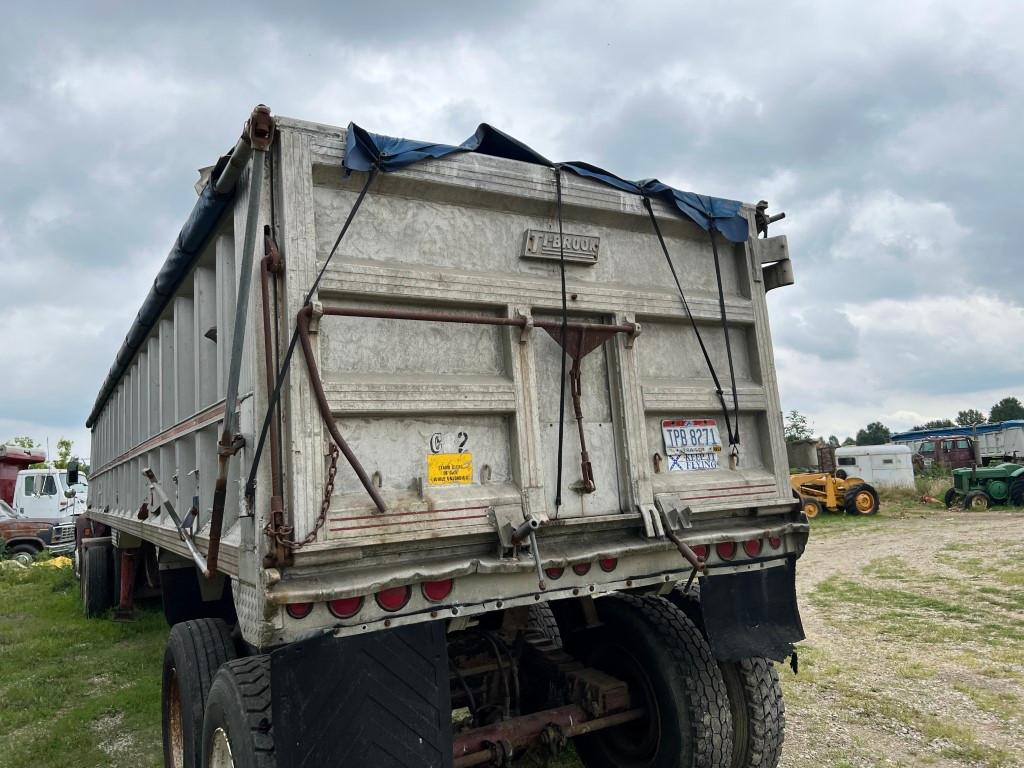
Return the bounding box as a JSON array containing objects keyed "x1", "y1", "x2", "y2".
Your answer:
[
  {"x1": 642, "y1": 197, "x2": 740, "y2": 452},
  {"x1": 245, "y1": 168, "x2": 378, "y2": 500},
  {"x1": 553, "y1": 166, "x2": 570, "y2": 515}
]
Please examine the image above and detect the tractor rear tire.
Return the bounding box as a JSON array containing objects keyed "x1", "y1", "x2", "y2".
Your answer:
[
  {"x1": 845, "y1": 484, "x2": 880, "y2": 515},
  {"x1": 1009, "y1": 478, "x2": 1024, "y2": 507},
  {"x1": 162, "y1": 619, "x2": 239, "y2": 768},
  {"x1": 201, "y1": 656, "x2": 276, "y2": 768},
  {"x1": 963, "y1": 490, "x2": 991, "y2": 512},
  {"x1": 574, "y1": 594, "x2": 733, "y2": 768},
  {"x1": 943, "y1": 488, "x2": 959, "y2": 508},
  {"x1": 800, "y1": 497, "x2": 823, "y2": 519}
]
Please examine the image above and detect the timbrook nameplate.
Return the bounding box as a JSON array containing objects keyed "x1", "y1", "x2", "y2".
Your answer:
[{"x1": 521, "y1": 229, "x2": 599, "y2": 265}]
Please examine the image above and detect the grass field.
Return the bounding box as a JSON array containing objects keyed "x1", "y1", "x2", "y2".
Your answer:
[{"x1": 1, "y1": 496, "x2": 1022, "y2": 768}]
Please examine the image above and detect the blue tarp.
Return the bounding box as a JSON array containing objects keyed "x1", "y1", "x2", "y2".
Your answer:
[
  {"x1": 344, "y1": 123, "x2": 749, "y2": 243},
  {"x1": 891, "y1": 420, "x2": 1024, "y2": 442},
  {"x1": 86, "y1": 179, "x2": 234, "y2": 428}
]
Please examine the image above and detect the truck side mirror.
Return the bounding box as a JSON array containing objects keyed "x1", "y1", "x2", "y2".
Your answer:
[
  {"x1": 66, "y1": 460, "x2": 79, "y2": 486},
  {"x1": 64, "y1": 489, "x2": 76, "y2": 499}
]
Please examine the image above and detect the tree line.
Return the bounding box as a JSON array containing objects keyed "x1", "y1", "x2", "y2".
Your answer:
[
  {"x1": 4, "y1": 436, "x2": 87, "y2": 472},
  {"x1": 785, "y1": 396, "x2": 1024, "y2": 447}
]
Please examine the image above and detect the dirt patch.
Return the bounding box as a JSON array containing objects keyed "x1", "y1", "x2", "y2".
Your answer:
[
  {"x1": 92, "y1": 710, "x2": 137, "y2": 759},
  {"x1": 782, "y1": 509, "x2": 1024, "y2": 768}
]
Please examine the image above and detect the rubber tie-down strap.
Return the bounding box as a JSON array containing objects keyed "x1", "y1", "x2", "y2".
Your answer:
[
  {"x1": 708, "y1": 227, "x2": 741, "y2": 446},
  {"x1": 554, "y1": 166, "x2": 569, "y2": 516},
  {"x1": 642, "y1": 197, "x2": 737, "y2": 449},
  {"x1": 245, "y1": 168, "x2": 379, "y2": 503}
]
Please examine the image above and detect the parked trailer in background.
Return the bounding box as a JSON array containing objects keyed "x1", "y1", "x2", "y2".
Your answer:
[
  {"x1": 893, "y1": 420, "x2": 1024, "y2": 468},
  {"x1": 834, "y1": 445, "x2": 914, "y2": 489},
  {"x1": 81, "y1": 106, "x2": 805, "y2": 768}
]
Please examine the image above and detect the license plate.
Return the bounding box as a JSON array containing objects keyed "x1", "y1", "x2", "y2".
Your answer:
[{"x1": 662, "y1": 419, "x2": 722, "y2": 471}]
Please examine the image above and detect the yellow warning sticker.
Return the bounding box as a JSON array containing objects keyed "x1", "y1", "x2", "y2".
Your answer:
[{"x1": 427, "y1": 453, "x2": 473, "y2": 486}]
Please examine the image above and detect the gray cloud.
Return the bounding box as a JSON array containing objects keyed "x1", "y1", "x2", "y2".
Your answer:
[{"x1": 1, "y1": 0, "x2": 1021, "y2": 455}]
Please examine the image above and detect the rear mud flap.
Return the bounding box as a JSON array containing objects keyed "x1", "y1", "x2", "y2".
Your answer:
[
  {"x1": 699, "y1": 557, "x2": 804, "y2": 662},
  {"x1": 271, "y1": 622, "x2": 453, "y2": 768}
]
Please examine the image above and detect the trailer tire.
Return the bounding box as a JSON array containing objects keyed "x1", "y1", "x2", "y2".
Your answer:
[
  {"x1": 844, "y1": 484, "x2": 879, "y2": 516},
  {"x1": 162, "y1": 619, "x2": 238, "y2": 768},
  {"x1": 574, "y1": 594, "x2": 732, "y2": 768},
  {"x1": 81, "y1": 544, "x2": 112, "y2": 617},
  {"x1": 201, "y1": 656, "x2": 276, "y2": 768},
  {"x1": 943, "y1": 488, "x2": 959, "y2": 508},
  {"x1": 528, "y1": 603, "x2": 562, "y2": 645},
  {"x1": 670, "y1": 585, "x2": 786, "y2": 768},
  {"x1": 720, "y1": 658, "x2": 785, "y2": 768}
]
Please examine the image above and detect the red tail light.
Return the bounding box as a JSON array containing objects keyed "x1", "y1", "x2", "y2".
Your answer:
[
  {"x1": 328, "y1": 596, "x2": 363, "y2": 619},
  {"x1": 375, "y1": 586, "x2": 411, "y2": 612},
  {"x1": 599, "y1": 558, "x2": 618, "y2": 572},
  {"x1": 422, "y1": 579, "x2": 454, "y2": 602},
  {"x1": 768, "y1": 536, "x2": 782, "y2": 549},
  {"x1": 716, "y1": 541, "x2": 737, "y2": 560},
  {"x1": 572, "y1": 562, "x2": 592, "y2": 576},
  {"x1": 544, "y1": 567, "x2": 564, "y2": 580},
  {"x1": 691, "y1": 544, "x2": 709, "y2": 560},
  {"x1": 743, "y1": 539, "x2": 763, "y2": 557},
  {"x1": 286, "y1": 602, "x2": 313, "y2": 619}
]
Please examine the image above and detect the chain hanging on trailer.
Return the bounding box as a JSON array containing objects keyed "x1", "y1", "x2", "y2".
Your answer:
[{"x1": 264, "y1": 442, "x2": 339, "y2": 550}]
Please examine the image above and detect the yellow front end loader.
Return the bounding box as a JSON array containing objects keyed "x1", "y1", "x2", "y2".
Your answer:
[{"x1": 790, "y1": 471, "x2": 880, "y2": 517}]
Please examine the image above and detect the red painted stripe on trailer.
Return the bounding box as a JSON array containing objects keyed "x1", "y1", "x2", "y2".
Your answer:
[{"x1": 328, "y1": 512, "x2": 489, "y2": 532}]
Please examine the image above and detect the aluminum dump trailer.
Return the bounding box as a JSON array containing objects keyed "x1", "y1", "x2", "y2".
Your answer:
[{"x1": 82, "y1": 106, "x2": 805, "y2": 768}]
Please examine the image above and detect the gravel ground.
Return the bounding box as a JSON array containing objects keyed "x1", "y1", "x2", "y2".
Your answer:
[{"x1": 780, "y1": 508, "x2": 1024, "y2": 768}]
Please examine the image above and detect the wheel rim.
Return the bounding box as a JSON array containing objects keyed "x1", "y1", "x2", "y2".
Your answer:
[
  {"x1": 582, "y1": 643, "x2": 661, "y2": 766},
  {"x1": 970, "y1": 495, "x2": 988, "y2": 511},
  {"x1": 168, "y1": 669, "x2": 185, "y2": 768},
  {"x1": 855, "y1": 491, "x2": 875, "y2": 514},
  {"x1": 803, "y1": 500, "x2": 819, "y2": 518},
  {"x1": 13, "y1": 552, "x2": 33, "y2": 567},
  {"x1": 208, "y1": 727, "x2": 235, "y2": 768}
]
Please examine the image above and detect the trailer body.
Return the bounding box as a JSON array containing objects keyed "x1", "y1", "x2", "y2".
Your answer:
[
  {"x1": 893, "y1": 420, "x2": 1024, "y2": 467},
  {"x1": 83, "y1": 110, "x2": 805, "y2": 767}
]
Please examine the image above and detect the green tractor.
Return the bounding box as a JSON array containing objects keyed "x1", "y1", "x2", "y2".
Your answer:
[{"x1": 944, "y1": 462, "x2": 1024, "y2": 511}]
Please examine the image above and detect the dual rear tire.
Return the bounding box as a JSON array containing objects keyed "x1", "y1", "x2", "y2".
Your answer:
[
  {"x1": 669, "y1": 585, "x2": 786, "y2": 768},
  {"x1": 161, "y1": 618, "x2": 238, "y2": 768},
  {"x1": 575, "y1": 594, "x2": 733, "y2": 768}
]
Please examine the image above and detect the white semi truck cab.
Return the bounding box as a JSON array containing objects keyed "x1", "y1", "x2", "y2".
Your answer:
[
  {"x1": 11, "y1": 467, "x2": 88, "y2": 520},
  {"x1": 80, "y1": 106, "x2": 805, "y2": 768}
]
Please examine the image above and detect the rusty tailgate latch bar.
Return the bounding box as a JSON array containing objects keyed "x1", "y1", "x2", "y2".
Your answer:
[{"x1": 541, "y1": 322, "x2": 640, "y2": 495}]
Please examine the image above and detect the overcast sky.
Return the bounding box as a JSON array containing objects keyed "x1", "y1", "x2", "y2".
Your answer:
[{"x1": 2, "y1": 0, "x2": 1022, "y2": 461}]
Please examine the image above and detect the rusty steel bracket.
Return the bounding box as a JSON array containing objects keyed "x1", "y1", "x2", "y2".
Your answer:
[
  {"x1": 514, "y1": 307, "x2": 534, "y2": 344},
  {"x1": 264, "y1": 226, "x2": 283, "y2": 273},
  {"x1": 659, "y1": 505, "x2": 706, "y2": 573},
  {"x1": 217, "y1": 433, "x2": 246, "y2": 457},
  {"x1": 246, "y1": 104, "x2": 275, "y2": 151},
  {"x1": 542, "y1": 324, "x2": 627, "y2": 496},
  {"x1": 142, "y1": 467, "x2": 210, "y2": 576}
]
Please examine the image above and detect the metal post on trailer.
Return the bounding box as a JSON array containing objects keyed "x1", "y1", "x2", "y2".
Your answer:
[{"x1": 206, "y1": 105, "x2": 275, "y2": 578}]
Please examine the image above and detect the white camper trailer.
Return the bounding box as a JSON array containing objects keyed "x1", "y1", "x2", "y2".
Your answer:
[{"x1": 834, "y1": 445, "x2": 914, "y2": 489}]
